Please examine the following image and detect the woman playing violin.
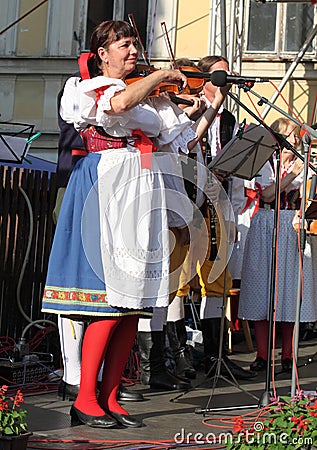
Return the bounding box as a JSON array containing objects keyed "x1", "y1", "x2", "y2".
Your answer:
[{"x1": 42, "y1": 20, "x2": 230, "y2": 430}]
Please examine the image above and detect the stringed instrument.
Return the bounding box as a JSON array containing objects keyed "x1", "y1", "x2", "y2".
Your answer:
[
  {"x1": 304, "y1": 175, "x2": 317, "y2": 235},
  {"x1": 293, "y1": 174, "x2": 317, "y2": 235},
  {"x1": 159, "y1": 24, "x2": 219, "y2": 261},
  {"x1": 126, "y1": 14, "x2": 182, "y2": 98},
  {"x1": 160, "y1": 22, "x2": 204, "y2": 95}
]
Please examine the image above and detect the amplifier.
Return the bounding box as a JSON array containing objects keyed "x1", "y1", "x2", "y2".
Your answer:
[{"x1": 0, "y1": 356, "x2": 55, "y2": 384}]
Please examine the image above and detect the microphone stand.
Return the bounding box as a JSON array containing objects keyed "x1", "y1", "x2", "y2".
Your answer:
[
  {"x1": 241, "y1": 85, "x2": 317, "y2": 141},
  {"x1": 226, "y1": 89, "x2": 316, "y2": 406},
  {"x1": 228, "y1": 89, "x2": 317, "y2": 176},
  {"x1": 232, "y1": 85, "x2": 317, "y2": 397},
  {"x1": 291, "y1": 133, "x2": 311, "y2": 397}
]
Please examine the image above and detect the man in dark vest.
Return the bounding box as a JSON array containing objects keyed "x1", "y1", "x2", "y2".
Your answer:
[{"x1": 168, "y1": 56, "x2": 256, "y2": 381}]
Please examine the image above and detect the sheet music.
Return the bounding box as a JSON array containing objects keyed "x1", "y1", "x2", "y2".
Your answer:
[
  {"x1": 0, "y1": 135, "x2": 30, "y2": 163},
  {"x1": 208, "y1": 123, "x2": 277, "y2": 180}
]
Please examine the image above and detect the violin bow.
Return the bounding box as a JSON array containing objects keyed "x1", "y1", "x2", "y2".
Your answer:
[
  {"x1": 160, "y1": 21, "x2": 178, "y2": 69},
  {"x1": 128, "y1": 13, "x2": 151, "y2": 68},
  {"x1": 160, "y1": 22, "x2": 213, "y2": 83}
]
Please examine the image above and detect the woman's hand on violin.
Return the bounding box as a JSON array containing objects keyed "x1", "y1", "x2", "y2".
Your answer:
[
  {"x1": 291, "y1": 157, "x2": 304, "y2": 176},
  {"x1": 187, "y1": 95, "x2": 206, "y2": 117},
  {"x1": 160, "y1": 69, "x2": 188, "y2": 92},
  {"x1": 178, "y1": 94, "x2": 206, "y2": 119},
  {"x1": 110, "y1": 68, "x2": 187, "y2": 113}
]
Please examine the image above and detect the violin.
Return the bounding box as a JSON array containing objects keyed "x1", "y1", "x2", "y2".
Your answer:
[
  {"x1": 127, "y1": 14, "x2": 182, "y2": 98},
  {"x1": 303, "y1": 175, "x2": 317, "y2": 235},
  {"x1": 160, "y1": 22, "x2": 205, "y2": 95},
  {"x1": 293, "y1": 174, "x2": 317, "y2": 235},
  {"x1": 125, "y1": 62, "x2": 184, "y2": 98}
]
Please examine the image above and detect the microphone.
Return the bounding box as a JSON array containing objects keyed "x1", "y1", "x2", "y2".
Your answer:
[{"x1": 210, "y1": 70, "x2": 268, "y2": 87}]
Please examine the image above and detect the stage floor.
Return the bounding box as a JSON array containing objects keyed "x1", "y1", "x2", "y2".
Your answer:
[{"x1": 22, "y1": 333, "x2": 317, "y2": 449}]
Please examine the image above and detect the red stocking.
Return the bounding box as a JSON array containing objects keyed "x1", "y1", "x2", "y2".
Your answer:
[
  {"x1": 281, "y1": 321, "x2": 294, "y2": 360},
  {"x1": 254, "y1": 320, "x2": 269, "y2": 360},
  {"x1": 74, "y1": 318, "x2": 120, "y2": 416},
  {"x1": 98, "y1": 315, "x2": 139, "y2": 415}
]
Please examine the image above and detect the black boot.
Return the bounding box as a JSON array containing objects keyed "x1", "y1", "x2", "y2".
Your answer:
[
  {"x1": 117, "y1": 383, "x2": 145, "y2": 402},
  {"x1": 166, "y1": 320, "x2": 196, "y2": 379},
  {"x1": 200, "y1": 318, "x2": 257, "y2": 380},
  {"x1": 200, "y1": 318, "x2": 221, "y2": 375},
  {"x1": 137, "y1": 331, "x2": 191, "y2": 391}
]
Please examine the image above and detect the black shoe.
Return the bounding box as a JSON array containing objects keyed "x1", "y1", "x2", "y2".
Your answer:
[
  {"x1": 205, "y1": 356, "x2": 257, "y2": 380},
  {"x1": 175, "y1": 351, "x2": 196, "y2": 380},
  {"x1": 58, "y1": 380, "x2": 79, "y2": 401},
  {"x1": 138, "y1": 330, "x2": 192, "y2": 391},
  {"x1": 70, "y1": 405, "x2": 118, "y2": 428},
  {"x1": 222, "y1": 356, "x2": 257, "y2": 380},
  {"x1": 182, "y1": 364, "x2": 196, "y2": 380},
  {"x1": 117, "y1": 385, "x2": 144, "y2": 402},
  {"x1": 281, "y1": 358, "x2": 292, "y2": 373},
  {"x1": 166, "y1": 320, "x2": 197, "y2": 380},
  {"x1": 144, "y1": 370, "x2": 191, "y2": 391},
  {"x1": 250, "y1": 357, "x2": 267, "y2": 372},
  {"x1": 109, "y1": 411, "x2": 143, "y2": 428}
]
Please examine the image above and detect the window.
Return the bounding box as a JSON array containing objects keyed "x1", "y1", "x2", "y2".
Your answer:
[
  {"x1": 123, "y1": 0, "x2": 148, "y2": 49},
  {"x1": 85, "y1": 0, "x2": 148, "y2": 51},
  {"x1": 85, "y1": 2, "x2": 114, "y2": 48},
  {"x1": 247, "y1": 3, "x2": 277, "y2": 52},
  {"x1": 285, "y1": 4, "x2": 313, "y2": 52},
  {"x1": 246, "y1": 1, "x2": 315, "y2": 56}
]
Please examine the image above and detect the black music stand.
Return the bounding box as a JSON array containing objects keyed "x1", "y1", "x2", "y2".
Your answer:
[
  {"x1": 0, "y1": 122, "x2": 34, "y2": 163},
  {"x1": 208, "y1": 122, "x2": 277, "y2": 180},
  {"x1": 193, "y1": 124, "x2": 278, "y2": 415}
]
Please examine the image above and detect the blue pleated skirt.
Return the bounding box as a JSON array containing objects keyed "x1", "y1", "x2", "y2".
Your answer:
[{"x1": 42, "y1": 151, "x2": 170, "y2": 317}]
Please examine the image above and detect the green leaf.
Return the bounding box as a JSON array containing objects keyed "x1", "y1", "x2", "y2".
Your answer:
[
  {"x1": 280, "y1": 395, "x2": 291, "y2": 402},
  {"x1": 274, "y1": 417, "x2": 289, "y2": 427},
  {"x1": 3, "y1": 427, "x2": 13, "y2": 435},
  {"x1": 240, "y1": 444, "x2": 253, "y2": 450}
]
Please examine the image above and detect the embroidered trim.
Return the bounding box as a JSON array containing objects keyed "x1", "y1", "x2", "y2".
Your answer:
[
  {"x1": 170, "y1": 127, "x2": 196, "y2": 155},
  {"x1": 43, "y1": 286, "x2": 108, "y2": 304},
  {"x1": 80, "y1": 126, "x2": 127, "y2": 153}
]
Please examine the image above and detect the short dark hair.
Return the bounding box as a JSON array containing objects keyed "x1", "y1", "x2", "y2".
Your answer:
[
  {"x1": 175, "y1": 58, "x2": 199, "y2": 69},
  {"x1": 197, "y1": 55, "x2": 229, "y2": 73},
  {"x1": 88, "y1": 20, "x2": 136, "y2": 77}
]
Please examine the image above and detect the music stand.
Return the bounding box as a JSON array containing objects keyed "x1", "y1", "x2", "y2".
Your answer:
[
  {"x1": 228, "y1": 89, "x2": 317, "y2": 402},
  {"x1": 192, "y1": 124, "x2": 278, "y2": 415},
  {"x1": 0, "y1": 122, "x2": 34, "y2": 164},
  {"x1": 208, "y1": 123, "x2": 277, "y2": 180}
]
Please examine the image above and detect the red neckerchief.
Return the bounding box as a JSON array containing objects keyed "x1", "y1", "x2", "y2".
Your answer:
[{"x1": 242, "y1": 181, "x2": 262, "y2": 218}]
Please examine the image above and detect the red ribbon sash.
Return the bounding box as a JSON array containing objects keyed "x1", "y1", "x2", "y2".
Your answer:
[{"x1": 132, "y1": 129, "x2": 157, "y2": 169}]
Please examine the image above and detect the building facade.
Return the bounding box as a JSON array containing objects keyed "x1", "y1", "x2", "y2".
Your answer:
[{"x1": 0, "y1": 0, "x2": 316, "y2": 161}]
